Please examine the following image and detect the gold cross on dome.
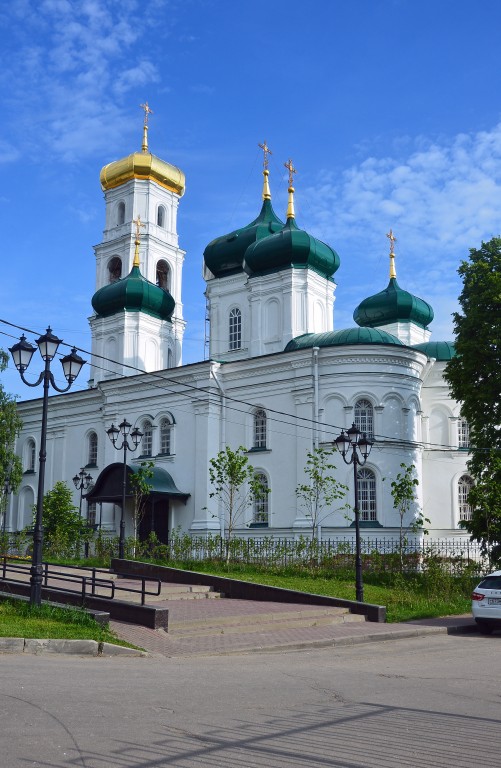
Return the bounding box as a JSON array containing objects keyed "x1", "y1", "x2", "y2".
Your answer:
[
  {"x1": 386, "y1": 228, "x2": 397, "y2": 255},
  {"x1": 140, "y1": 102, "x2": 153, "y2": 125},
  {"x1": 133, "y1": 214, "x2": 146, "y2": 241},
  {"x1": 258, "y1": 140, "x2": 272, "y2": 170},
  {"x1": 284, "y1": 158, "x2": 296, "y2": 186}
]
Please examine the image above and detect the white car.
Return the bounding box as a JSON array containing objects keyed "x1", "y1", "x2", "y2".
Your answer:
[{"x1": 472, "y1": 570, "x2": 501, "y2": 634}]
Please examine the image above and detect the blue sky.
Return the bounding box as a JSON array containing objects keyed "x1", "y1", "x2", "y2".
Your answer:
[{"x1": 2, "y1": 0, "x2": 501, "y2": 398}]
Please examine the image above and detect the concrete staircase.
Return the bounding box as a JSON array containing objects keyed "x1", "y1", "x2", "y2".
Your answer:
[{"x1": 169, "y1": 606, "x2": 366, "y2": 640}]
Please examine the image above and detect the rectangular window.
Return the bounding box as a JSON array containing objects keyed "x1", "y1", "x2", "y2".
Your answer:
[
  {"x1": 458, "y1": 420, "x2": 470, "y2": 449},
  {"x1": 87, "y1": 502, "x2": 97, "y2": 526}
]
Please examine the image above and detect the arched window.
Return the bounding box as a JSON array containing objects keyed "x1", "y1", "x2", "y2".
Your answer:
[
  {"x1": 87, "y1": 432, "x2": 98, "y2": 466},
  {"x1": 357, "y1": 468, "x2": 377, "y2": 522},
  {"x1": 253, "y1": 473, "x2": 269, "y2": 525},
  {"x1": 458, "y1": 419, "x2": 470, "y2": 449},
  {"x1": 141, "y1": 420, "x2": 153, "y2": 457},
  {"x1": 157, "y1": 205, "x2": 166, "y2": 228},
  {"x1": 253, "y1": 408, "x2": 267, "y2": 449},
  {"x1": 108, "y1": 256, "x2": 122, "y2": 283},
  {"x1": 117, "y1": 201, "x2": 125, "y2": 225},
  {"x1": 229, "y1": 308, "x2": 242, "y2": 350},
  {"x1": 458, "y1": 475, "x2": 474, "y2": 522},
  {"x1": 355, "y1": 399, "x2": 374, "y2": 438},
  {"x1": 25, "y1": 439, "x2": 36, "y2": 472},
  {"x1": 160, "y1": 417, "x2": 173, "y2": 455},
  {"x1": 156, "y1": 260, "x2": 170, "y2": 291}
]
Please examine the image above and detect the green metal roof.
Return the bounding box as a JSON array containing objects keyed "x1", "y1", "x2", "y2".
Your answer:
[
  {"x1": 284, "y1": 327, "x2": 404, "y2": 351},
  {"x1": 85, "y1": 462, "x2": 190, "y2": 502},
  {"x1": 91, "y1": 265, "x2": 175, "y2": 321},
  {"x1": 353, "y1": 278, "x2": 434, "y2": 330},
  {"x1": 413, "y1": 341, "x2": 456, "y2": 360},
  {"x1": 203, "y1": 199, "x2": 284, "y2": 278},
  {"x1": 244, "y1": 217, "x2": 340, "y2": 280}
]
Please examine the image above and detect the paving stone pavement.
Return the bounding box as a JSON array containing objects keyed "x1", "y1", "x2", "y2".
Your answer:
[{"x1": 109, "y1": 597, "x2": 478, "y2": 658}]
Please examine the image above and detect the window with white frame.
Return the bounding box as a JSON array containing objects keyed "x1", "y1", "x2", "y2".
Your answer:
[
  {"x1": 253, "y1": 472, "x2": 269, "y2": 525},
  {"x1": 160, "y1": 417, "x2": 173, "y2": 455},
  {"x1": 87, "y1": 502, "x2": 97, "y2": 526},
  {"x1": 229, "y1": 308, "x2": 242, "y2": 350},
  {"x1": 87, "y1": 432, "x2": 98, "y2": 466},
  {"x1": 458, "y1": 475, "x2": 474, "y2": 522},
  {"x1": 253, "y1": 408, "x2": 267, "y2": 449},
  {"x1": 357, "y1": 468, "x2": 377, "y2": 522},
  {"x1": 458, "y1": 419, "x2": 470, "y2": 449},
  {"x1": 157, "y1": 205, "x2": 166, "y2": 228},
  {"x1": 355, "y1": 399, "x2": 374, "y2": 438},
  {"x1": 141, "y1": 420, "x2": 153, "y2": 457},
  {"x1": 25, "y1": 439, "x2": 36, "y2": 472}
]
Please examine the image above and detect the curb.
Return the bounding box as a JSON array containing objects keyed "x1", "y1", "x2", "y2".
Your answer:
[{"x1": 0, "y1": 637, "x2": 147, "y2": 657}]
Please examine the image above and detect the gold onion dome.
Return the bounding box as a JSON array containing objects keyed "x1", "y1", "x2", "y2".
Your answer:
[{"x1": 100, "y1": 102, "x2": 185, "y2": 195}]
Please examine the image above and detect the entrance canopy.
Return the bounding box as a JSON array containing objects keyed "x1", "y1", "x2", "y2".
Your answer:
[{"x1": 85, "y1": 462, "x2": 190, "y2": 504}]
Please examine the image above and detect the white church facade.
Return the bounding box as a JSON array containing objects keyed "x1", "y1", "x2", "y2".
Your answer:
[{"x1": 8, "y1": 120, "x2": 472, "y2": 543}]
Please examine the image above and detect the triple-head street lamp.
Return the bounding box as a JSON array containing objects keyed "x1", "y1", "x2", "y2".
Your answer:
[
  {"x1": 72, "y1": 468, "x2": 94, "y2": 516},
  {"x1": 9, "y1": 328, "x2": 86, "y2": 606},
  {"x1": 106, "y1": 420, "x2": 143, "y2": 559},
  {"x1": 335, "y1": 423, "x2": 374, "y2": 603}
]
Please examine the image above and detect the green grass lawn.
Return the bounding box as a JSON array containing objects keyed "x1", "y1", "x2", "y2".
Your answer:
[
  {"x1": 0, "y1": 598, "x2": 136, "y2": 646},
  {"x1": 164, "y1": 561, "x2": 474, "y2": 623}
]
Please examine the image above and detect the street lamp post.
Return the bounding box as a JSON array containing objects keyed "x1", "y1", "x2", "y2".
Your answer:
[
  {"x1": 335, "y1": 423, "x2": 373, "y2": 603},
  {"x1": 72, "y1": 468, "x2": 94, "y2": 516},
  {"x1": 73, "y1": 468, "x2": 94, "y2": 559},
  {"x1": 106, "y1": 420, "x2": 143, "y2": 559},
  {"x1": 9, "y1": 328, "x2": 86, "y2": 606}
]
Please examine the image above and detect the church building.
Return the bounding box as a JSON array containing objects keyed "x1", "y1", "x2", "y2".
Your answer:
[{"x1": 8, "y1": 114, "x2": 472, "y2": 543}]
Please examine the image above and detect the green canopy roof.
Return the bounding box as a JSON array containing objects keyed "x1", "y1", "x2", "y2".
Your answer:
[
  {"x1": 85, "y1": 463, "x2": 190, "y2": 503},
  {"x1": 413, "y1": 341, "x2": 456, "y2": 360}
]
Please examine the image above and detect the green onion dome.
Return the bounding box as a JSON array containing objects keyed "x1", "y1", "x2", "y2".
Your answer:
[
  {"x1": 413, "y1": 341, "x2": 456, "y2": 360},
  {"x1": 92, "y1": 265, "x2": 175, "y2": 321},
  {"x1": 243, "y1": 216, "x2": 340, "y2": 279},
  {"x1": 203, "y1": 198, "x2": 284, "y2": 278},
  {"x1": 285, "y1": 327, "x2": 404, "y2": 351},
  {"x1": 353, "y1": 278, "x2": 434, "y2": 330}
]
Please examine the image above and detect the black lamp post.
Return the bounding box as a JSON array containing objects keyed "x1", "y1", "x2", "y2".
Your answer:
[
  {"x1": 72, "y1": 468, "x2": 93, "y2": 516},
  {"x1": 9, "y1": 328, "x2": 86, "y2": 606},
  {"x1": 335, "y1": 423, "x2": 373, "y2": 603},
  {"x1": 106, "y1": 420, "x2": 143, "y2": 559},
  {"x1": 2, "y1": 474, "x2": 13, "y2": 537}
]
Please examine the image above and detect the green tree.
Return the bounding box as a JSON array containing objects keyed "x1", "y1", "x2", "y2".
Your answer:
[
  {"x1": 34, "y1": 481, "x2": 90, "y2": 558},
  {"x1": 129, "y1": 460, "x2": 155, "y2": 550},
  {"x1": 295, "y1": 446, "x2": 347, "y2": 546},
  {"x1": 444, "y1": 237, "x2": 501, "y2": 563},
  {"x1": 389, "y1": 463, "x2": 429, "y2": 571},
  {"x1": 207, "y1": 446, "x2": 269, "y2": 563},
  {"x1": 0, "y1": 349, "x2": 23, "y2": 529}
]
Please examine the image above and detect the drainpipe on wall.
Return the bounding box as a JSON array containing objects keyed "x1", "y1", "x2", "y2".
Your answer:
[
  {"x1": 312, "y1": 347, "x2": 320, "y2": 450},
  {"x1": 210, "y1": 361, "x2": 226, "y2": 537}
]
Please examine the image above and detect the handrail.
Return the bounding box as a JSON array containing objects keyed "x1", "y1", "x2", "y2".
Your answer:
[{"x1": 0, "y1": 557, "x2": 161, "y2": 606}]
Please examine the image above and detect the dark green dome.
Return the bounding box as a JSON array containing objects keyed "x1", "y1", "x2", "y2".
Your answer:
[
  {"x1": 353, "y1": 278, "x2": 434, "y2": 329},
  {"x1": 244, "y1": 217, "x2": 340, "y2": 279},
  {"x1": 92, "y1": 265, "x2": 175, "y2": 321},
  {"x1": 203, "y1": 199, "x2": 284, "y2": 278},
  {"x1": 285, "y1": 327, "x2": 404, "y2": 351},
  {"x1": 413, "y1": 341, "x2": 456, "y2": 360}
]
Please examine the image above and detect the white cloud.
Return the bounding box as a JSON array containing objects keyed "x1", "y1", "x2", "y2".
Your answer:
[{"x1": 301, "y1": 122, "x2": 501, "y2": 338}]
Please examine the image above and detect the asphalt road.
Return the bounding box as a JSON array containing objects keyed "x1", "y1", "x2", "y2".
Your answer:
[{"x1": 1, "y1": 633, "x2": 500, "y2": 767}]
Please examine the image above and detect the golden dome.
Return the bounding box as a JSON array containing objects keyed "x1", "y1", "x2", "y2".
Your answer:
[{"x1": 100, "y1": 151, "x2": 185, "y2": 196}]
